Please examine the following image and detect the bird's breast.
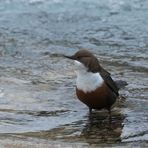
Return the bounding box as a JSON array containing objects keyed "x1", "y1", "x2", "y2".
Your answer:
[
  {"x1": 76, "y1": 82, "x2": 117, "y2": 110},
  {"x1": 76, "y1": 72, "x2": 104, "y2": 93},
  {"x1": 76, "y1": 82, "x2": 109, "y2": 109}
]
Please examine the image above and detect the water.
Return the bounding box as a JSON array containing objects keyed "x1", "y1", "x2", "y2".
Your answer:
[{"x1": 0, "y1": 0, "x2": 147, "y2": 147}]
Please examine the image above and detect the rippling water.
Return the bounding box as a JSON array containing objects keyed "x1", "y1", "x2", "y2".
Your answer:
[{"x1": 0, "y1": 0, "x2": 148, "y2": 147}]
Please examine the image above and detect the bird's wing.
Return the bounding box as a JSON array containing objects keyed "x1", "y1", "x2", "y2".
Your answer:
[{"x1": 100, "y1": 67, "x2": 119, "y2": 96}]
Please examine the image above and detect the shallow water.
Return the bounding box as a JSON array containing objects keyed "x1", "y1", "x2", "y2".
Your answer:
[{"x1": 0, "y1": 0, "x2": 148, "y2": 147}]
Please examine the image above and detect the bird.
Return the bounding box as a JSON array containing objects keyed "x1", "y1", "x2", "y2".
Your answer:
[{"x1": 64, "y1": 49, "x2": 126, "y2": 121}]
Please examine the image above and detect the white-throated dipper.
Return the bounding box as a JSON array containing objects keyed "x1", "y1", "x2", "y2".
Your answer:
[{"x1": 64, "y1": 49, "x2": 126, "y2": 121}]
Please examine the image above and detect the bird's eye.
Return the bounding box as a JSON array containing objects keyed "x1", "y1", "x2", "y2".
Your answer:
[{"x1": 77, "y1": 56, "x2": 80, "y2": 60}]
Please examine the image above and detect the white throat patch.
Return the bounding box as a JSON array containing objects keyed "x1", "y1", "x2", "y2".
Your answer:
[{"x1": 74, "y1": 60, "x2": 104, "y2": 93}]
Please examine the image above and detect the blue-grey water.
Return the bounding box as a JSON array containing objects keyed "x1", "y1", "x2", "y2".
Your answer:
[{"x1": 0, "y1": 0, "x2": 148, "y2": 147}]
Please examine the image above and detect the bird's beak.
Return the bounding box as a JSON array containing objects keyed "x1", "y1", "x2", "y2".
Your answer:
[{"x1": 63, "y1": 55, "x2": 75, "y2": 60}]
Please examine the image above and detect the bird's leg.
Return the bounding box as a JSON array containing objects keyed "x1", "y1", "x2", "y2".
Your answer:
[
  {"x1": 108, "y1": 109, "x2": 112, "y2": 124},
  {"x1": 89, "y1": 107, "x2": 92, "y2": 114}
]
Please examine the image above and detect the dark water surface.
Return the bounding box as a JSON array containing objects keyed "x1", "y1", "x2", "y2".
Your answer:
[{"x1": 0, "y1": 0, "x2": 148, "y2": 147}]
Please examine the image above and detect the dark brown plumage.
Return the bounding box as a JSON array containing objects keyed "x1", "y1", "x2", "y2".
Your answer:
[{"x1": 76, "y1": 82, "x2": 116, "y2": 111}]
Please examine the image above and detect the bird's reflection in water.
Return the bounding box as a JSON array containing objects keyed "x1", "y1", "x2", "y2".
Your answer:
[
  {"x1": 31, "y1": 107, "x2": 125, "y2": 145},
  {"x1": 80, "y1": 109, "x2": 125, "y2": 144}
]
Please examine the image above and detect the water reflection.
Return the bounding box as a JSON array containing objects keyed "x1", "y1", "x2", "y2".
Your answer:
[
  {"x1": 80, "y1": 110, "x2": 124, "y2": 144},
  {"x1": 26, "y1": 108, "x2": 125, "y2": 145}
]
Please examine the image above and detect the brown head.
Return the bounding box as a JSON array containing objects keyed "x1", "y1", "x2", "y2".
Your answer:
[{"x1": 64, "y1": 49, "x2": 101, "y2": 73}]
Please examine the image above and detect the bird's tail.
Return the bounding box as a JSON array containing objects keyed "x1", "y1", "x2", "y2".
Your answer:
[{"x1": 115, "y1": 80, "x2": 128, "y2": 90}]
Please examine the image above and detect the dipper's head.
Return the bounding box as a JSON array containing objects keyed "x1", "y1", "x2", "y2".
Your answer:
[{"x1": 64, "y1": 49, "x2": 101, "y2": 73}]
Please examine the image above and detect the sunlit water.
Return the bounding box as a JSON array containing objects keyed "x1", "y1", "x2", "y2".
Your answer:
[{"x1": 0, "y1": 0, "x2": 147, "y2": 147}]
